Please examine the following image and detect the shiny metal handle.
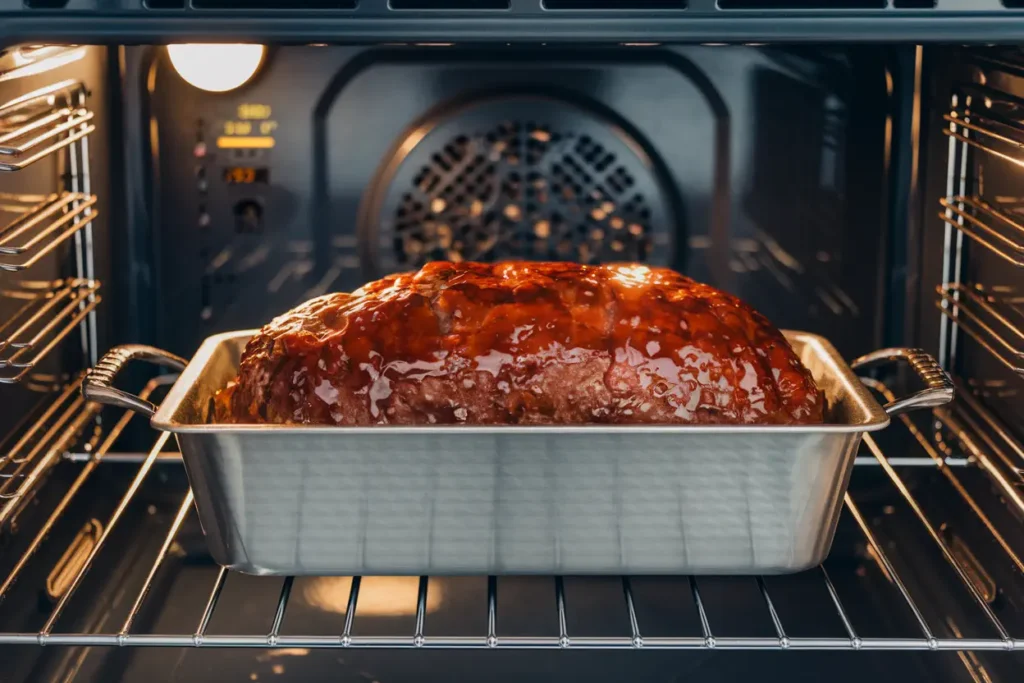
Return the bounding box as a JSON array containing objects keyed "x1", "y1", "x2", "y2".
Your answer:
[
  {"x1": 82, "y1": 345, "x2": 187, "y2": 417},
  {"x1": 850, "y1": 347, "x2": 954, "y2": 417}
]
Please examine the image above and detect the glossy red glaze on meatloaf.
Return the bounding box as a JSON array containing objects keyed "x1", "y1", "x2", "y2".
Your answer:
[{"x1": 215, "y1": 261, "x2": 823, "y2": 425}]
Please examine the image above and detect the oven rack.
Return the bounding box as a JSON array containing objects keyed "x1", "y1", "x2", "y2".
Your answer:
[
  {"x1": 0, "y1": 46, "x2": 87, "y2": 85},
  {"x1": 936, "y1": 283, "x2": 1023, "y2": 377},
  {"x1": 0, "y1": 192, "x2": 99, "y2": 272},
  {"x1": 0, "y1": 278, "x2": 101, "y2": 384},
  {"x1": 936, "y1": 384, "x2": 1024, "y2": 521},
  {"x1": 0, "y1": 77, "x2": 100, "y2": 383},
  {"x1": 0, "y1": 381, "x2": 1022, "y2": 652},
  {"x1": 941, "y1": 85, "x2": 1024, "y2": 269},
  {"x1": 0, "y1": 79, "x2": 94, "y2": 174},
  {"x1": 0, "y1": 373, "x2": 99, "y2": 533},
  {"x1": 937, "y1": 196, "x2": 1024, "y2": 269},
  {"x1": 943, "y1": 112, "x2": 1022, "y2": 174}
]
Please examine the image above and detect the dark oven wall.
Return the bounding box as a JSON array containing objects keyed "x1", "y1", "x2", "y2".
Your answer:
[{"x1": 131, "y1": 45, "x2": 892, "y2": 362}]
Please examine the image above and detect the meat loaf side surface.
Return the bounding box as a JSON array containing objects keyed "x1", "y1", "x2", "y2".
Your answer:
[{"x1": 216, "y1": 261, "x2": 824, "y2": 425}]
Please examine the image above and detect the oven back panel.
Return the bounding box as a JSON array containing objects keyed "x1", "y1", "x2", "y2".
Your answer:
[{"x1": 139, "y1": 45, "x2": 891, "y2": 361}]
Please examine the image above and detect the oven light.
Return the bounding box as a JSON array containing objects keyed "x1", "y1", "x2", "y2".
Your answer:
[{"x1": 167, "y1": 44, "x2": 265, "y2": 93}]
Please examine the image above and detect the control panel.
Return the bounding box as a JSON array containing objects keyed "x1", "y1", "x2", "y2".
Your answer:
[{"x1": 192, "y1": 112, "x2": 273, "y2": 321}]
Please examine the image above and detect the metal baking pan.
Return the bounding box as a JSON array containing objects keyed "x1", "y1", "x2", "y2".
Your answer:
[{"x1": 82, "y1": 330, "x2": 953, "y2": 576}]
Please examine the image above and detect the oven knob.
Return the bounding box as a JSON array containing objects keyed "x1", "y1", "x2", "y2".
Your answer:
[{"x1": 234, "y1": 200, "x2": 263, "y2": 233}]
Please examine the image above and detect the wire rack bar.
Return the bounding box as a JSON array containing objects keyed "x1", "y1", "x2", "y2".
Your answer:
[
  {"x1": 0, "y1": 376, "x2": 81, "y2": 488},
  {"x1": 621, "y1": 577, "x2": 642, "y2": 648},
  {"x1": 0, "y1": 192, "x2": 99, "y2": 272},
  {"x1": 863, "y1": 377, "x2": 1024, "y2": 575},
  {"x1": 40, "y1": 432, "x2": 171, "y2": 637},
  {"x1": 0, "y1": 399, "x2": 88, "y2": 514},
  {"x1": 0, "y1": 379, "x2": 165, "y2": 600},
  {"x1": 62, "y1": 451, "x2": 185, "y2": 463},
  {"x1": 194, "y1": 567, "x2": 228, "y2": 646},
  {"x1": 936, "y1": 283, "x2": 1023, "y2": 376},
  {"x1": 950, "y1": 384, "x2": 1024, "y2": 468},
  {"x1": 942, "y1": 111, "x2": 1024, "y2": 151},
  {"x1": 0, "y1": 281, "x2": 79, "y2": 354},
  {"x1": 942, "y1": 110, "x2": 1024, "y2": 173},
  {"x1": 0, "y1": 106, "x2": 91, "y2": 155},
  {"x1": 843, "y1": 491, "x2": 936, "y2": 646},
  {"x1": 0, "y1": 279, "x2": 102, "y2": 384},
  {"x1": 936, "y1": 406, "x2": 1024, "y2": 529},
  {"x1": 820, "y1": 565, "x2": 860, "y2": 647},
  {"x1": 555, "y1": 575, "x2": 569, "y2": 648},
  {"x1": 0, "y1": 80, "x2": 95, "y2": 173},
  {"x1": 756, "y1": 576, "x2": 789, "y2": 648},
  {"x1": 688, "y1": 576, "x2": 715, "y2": 648},
  {"x1": 487, "y1": 575, "x2": 498, "y2": 647},
  {"x1": 942, "y1": 127, "x2": 1022, "y2": 172},
  {"x1": 413, "y1": 575, "x2": 429, "y2": 647},
  {"x1": 937, "y1": 196, "x2": 1024, "y2": 268},
  {"x1": 0, "y1": 47, "x2": 88, "y2": 85},
  {"x1": 340, "y1": 575, "x2": 361, "y2": 646},
  {"x1": 0, "y1": 377, "x2": 100, "y2": 534},
  {"x1": 121, "y1": 490, "x2": 194, "y2": 638},
  {"x1": 0, "y1": 193, "x2": 89, "y2": 252},
  {"x1": 3, "y1": 633, "x2": 1022, "y2": 652},
  {"x1": 946, "y1": 389, "x2": 1024, "y2": 491},
  {"x1": 0, "y1": 78, "x2": 77, "y2": 116},
  {"x1": 863, "y1": 435, "x2": 1013, "y2": 644},
  {"x1": 267, "y1": 576, "x2": 294, "y2": 646},
  {"x1": 0, "y1": 110, "x2": 95, "y2": 172}
]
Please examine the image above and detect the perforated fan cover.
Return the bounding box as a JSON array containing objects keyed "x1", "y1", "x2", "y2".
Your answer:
[{"x1": 364, "y1": 96, "x2": 674, "y2": 273}]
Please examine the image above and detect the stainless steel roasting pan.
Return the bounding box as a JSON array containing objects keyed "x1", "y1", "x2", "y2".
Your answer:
[{"x1": 82, "y1": 330, "x2": 953, "y2": 576}]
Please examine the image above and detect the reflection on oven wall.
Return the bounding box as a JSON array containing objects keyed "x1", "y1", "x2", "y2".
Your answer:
[
  {"x1": 738, "y1": 49, "x2": 888, "y2": 361},
  {"x1": 934, "y1": 56, "x2": 1024, "y2": 443},
  {"x1": 142, "y1": 44, "x2": 889, "y2": 360}
]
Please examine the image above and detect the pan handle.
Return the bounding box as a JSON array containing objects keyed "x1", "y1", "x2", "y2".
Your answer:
[
  {"x1": 82, "y1": 345, "x2": 188, "y2": 417},
  {"x1": 850, "y1": 347, "x2": 954, "y2": 417}
]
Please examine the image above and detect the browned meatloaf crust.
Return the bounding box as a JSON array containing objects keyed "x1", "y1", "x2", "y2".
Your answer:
[{"x1": 215, "y1": 261, "x2": 824, "y2": 425}]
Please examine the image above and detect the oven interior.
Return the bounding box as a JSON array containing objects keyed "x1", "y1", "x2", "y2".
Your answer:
[{"x1": 0, "y1": 35, "x2": 1022, "y2": 683}]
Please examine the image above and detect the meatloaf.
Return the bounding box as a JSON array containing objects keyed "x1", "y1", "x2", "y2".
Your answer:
[{"x1": 215, "y1": 261, "x2": 824, "y2": 425}]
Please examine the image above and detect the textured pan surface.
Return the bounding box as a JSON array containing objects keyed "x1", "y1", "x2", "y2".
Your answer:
[{"x1": 156, "y1": 330, "x2": 887, "y2": 575}]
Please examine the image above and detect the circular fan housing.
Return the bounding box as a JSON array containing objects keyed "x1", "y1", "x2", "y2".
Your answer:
[{"x1": 362, "y1": 96, "x2": 676, "y2": 273}]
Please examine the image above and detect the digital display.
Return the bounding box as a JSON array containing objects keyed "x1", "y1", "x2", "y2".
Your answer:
[{"x1": 222, "y1": 167, "x2": 269, "y2": 185}]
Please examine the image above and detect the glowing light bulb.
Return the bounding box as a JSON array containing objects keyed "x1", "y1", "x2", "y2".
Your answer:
[{"x1": 167, "y1": 44, "x2": 265, "y2": 93}]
